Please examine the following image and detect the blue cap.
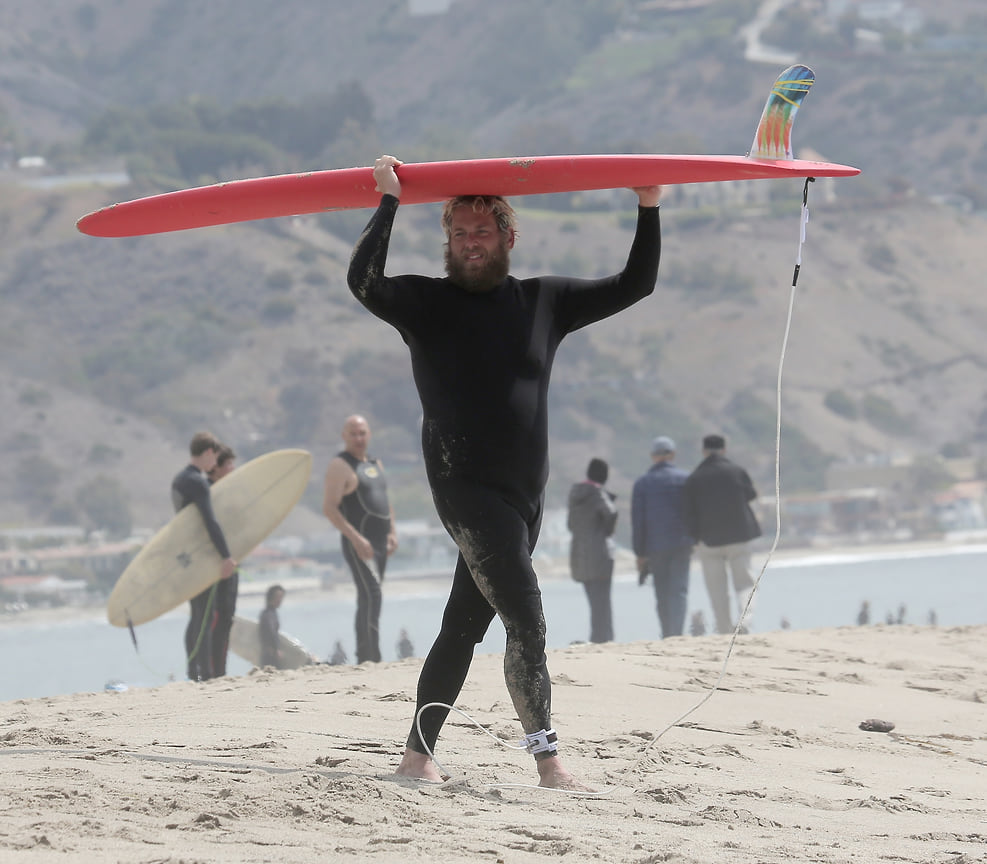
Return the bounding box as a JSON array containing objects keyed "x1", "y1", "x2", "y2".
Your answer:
[{"x1": 651, "y1": 436, "x2": 675, "y2": 455}]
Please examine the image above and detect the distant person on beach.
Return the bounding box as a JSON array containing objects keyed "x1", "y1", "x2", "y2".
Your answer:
[
  {"x1": 206, "y1": 443, "x2": 238, "y2": 678},
  {"x1": 396, "y1": 628, "x2": 415, "y2": 659},
  {"x1": 567, "y1": 458, "x2": 618, "y2": 643},
  {"x1": 682, "y1": 434, "x2": 761, "y2": 635},
  {"x1": 689, "y1": 610, "x2": 707, "y2": 637},
  {"x1": 329, "y1": 640, "x2": 349, "y2": 665},
  {"x1": 258, "y1": 584, "x2": 285, "y2": 669},
  {"x1": 857, "y1": 601, "x2": 870, "y2": 626},
  {"x1": 631, "y1": 436, "x2": 693, "y2": 638},
  {"x1": 323, "y1": 414, "x2": 398, "y2": 664},
  {"x1": 171, "y1": 431, "x2": 237, "y2": 682},
  {"x1": 347, "y1": 153, "x2": 662, "y2": 790}
]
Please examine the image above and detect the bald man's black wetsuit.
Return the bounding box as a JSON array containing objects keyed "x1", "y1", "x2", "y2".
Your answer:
[
  {"x1": 338, "y1": 450, "x2": 391, "y2": 663},
  {"x1": 347, "y1": 194, "x2": 661, "y2": 758}
]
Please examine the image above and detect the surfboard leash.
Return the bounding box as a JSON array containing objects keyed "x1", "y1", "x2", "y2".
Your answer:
[
  {"x1": 186, "y1": 582, "x2": 219, "y2": 667},
  {"x1": 628, "y1": 177, "x2": 818, "y2": 774},
  {"x1": 792, "y1": 177, "x2": 814, "y2": 287}
]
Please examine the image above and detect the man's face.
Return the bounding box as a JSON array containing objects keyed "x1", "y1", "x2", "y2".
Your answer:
[
  {"x1": 201, "y1": 448, "x2": 219, "y2": 473},
  {"x1": 209, "y1": 459, "x2": 234, "y2": 483},
  {"x1": 444, "y1": 207, "x2": 513, "y2": 293},
  {"x1": 342, "y1": 418, "x2": 370, "y2": 458}
]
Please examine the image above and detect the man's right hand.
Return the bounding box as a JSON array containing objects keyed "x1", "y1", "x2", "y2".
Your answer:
[
  {"x1": 631, "y1": 185, "x2": 662, "y2": 208},
  {"x1": 373, "y1": 154, "x2": 403, "y2": 199},
  {"x1": 351, "y1": 533, "x2": 375, "y2": 562},
  {"x1": 220, "y1": 557, "x2": 238, "y2": 580}
]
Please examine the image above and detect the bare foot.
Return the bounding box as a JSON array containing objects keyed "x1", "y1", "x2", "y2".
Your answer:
[
  {"x1": 395, "y1": 748, "x2": 445, "y2": 782},
  {"x1": 536, "y1": 755, "x2": 596, "y2": 792}
]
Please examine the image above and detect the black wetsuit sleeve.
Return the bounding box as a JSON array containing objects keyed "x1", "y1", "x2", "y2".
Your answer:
[
  {"x1": 346, "y1": 194, "x2": 436, "y2": 333},
  {"x1": 177, "y1": 470, "x2": 232, "y2": 559},
  {"x1": 552, "y1": 204, "x2": 661, "y2": 333},
  {"x1": 347, "y1": 194, "x2": 399, "y2": 307},
  {"x1": 195, "y1": 491, "x2": 232, "y2": 560}
]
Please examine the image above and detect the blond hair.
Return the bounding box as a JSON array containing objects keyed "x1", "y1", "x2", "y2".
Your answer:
[{"x1": 441, "y1": 196, "x2": 518, "y2": 240}]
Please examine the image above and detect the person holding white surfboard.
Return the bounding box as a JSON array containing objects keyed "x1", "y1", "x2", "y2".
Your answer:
[
  {"x1": 171, "y1": 431, "x2": 237, "y2": 681},
  {"x1": 348, "y1": 155, "x2": 661, "y2": 791},
  {"x1": 258, "y1": 584, "x2": 286, "y2": 669},
  {"x1": 323, "y1": 414, "x2": 398, "y2": 664}
]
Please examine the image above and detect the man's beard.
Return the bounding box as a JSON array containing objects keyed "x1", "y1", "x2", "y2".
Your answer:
[{"x1": 444, "y1": 242, "x2": 510, "y2": 293}]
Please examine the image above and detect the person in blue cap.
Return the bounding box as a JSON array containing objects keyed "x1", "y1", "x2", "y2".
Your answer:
[{"x1": 631, "y1": 436, "x2": 693, "y2": 638}]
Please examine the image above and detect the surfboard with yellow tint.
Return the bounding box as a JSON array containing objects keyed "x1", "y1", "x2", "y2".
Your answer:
[{"x1": 107, "y1": 449, "x2": 312, "y2": 627}]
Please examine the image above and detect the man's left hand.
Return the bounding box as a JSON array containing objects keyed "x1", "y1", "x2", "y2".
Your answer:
[{"x1": 373, "y1": 154, "x2": 403, "y2": 198}]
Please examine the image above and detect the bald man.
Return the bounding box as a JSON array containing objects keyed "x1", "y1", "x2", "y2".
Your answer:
[{"x1": 323, "y1": 415, "x2": 398, "y2": 663}]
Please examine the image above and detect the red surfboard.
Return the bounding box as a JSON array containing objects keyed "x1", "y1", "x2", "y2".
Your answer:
[{"x1": 76, "y1": 66, "x2": 859, "y2": 238}]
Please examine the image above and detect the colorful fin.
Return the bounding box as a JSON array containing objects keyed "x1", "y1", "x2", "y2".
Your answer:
[{"x1": 748, "y1": 65, "x2": 815, "y2": 161}]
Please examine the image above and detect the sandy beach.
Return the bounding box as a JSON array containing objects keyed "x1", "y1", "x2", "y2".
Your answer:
[{"x1": 1, "y1": 623, "x2": 985, "y2": 863}]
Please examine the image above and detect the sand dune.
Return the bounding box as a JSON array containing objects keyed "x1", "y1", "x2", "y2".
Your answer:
[{"x1": 1, "y1": 624, "x2": 984, "y2": 863}]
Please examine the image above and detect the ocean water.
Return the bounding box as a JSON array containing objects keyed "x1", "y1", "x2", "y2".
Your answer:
[{"x1": 1, "y1": 544, "x2": 984, "y2": 704}]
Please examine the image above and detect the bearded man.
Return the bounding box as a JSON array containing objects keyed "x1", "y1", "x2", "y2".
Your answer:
[{"x1": 346, "y1": 154, "x2": 662, "y2": 790}]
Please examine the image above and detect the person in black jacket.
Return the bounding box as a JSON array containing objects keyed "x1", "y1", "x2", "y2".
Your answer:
[
  {"x1": 682, "y1": 434, "x2": 761, "y2": 634},
  {"x1": 567, "y1": 458, "x2": 618, "y2": 644}
]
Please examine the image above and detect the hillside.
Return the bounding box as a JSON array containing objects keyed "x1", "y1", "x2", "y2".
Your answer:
[{"x1": 0, "y1": 0, "x2": 985, "y2": 535}]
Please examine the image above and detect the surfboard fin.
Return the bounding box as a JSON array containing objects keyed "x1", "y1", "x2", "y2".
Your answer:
[
  {"x1": 748, "y1": 65, "x2": 815, "y2": 161},
  {"x1": 127, "y1": 617, "x2": 139, "y2": 651}
]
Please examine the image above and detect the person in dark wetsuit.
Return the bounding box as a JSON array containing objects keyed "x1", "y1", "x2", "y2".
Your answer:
[
  {"x1": 206, "y1": 443, "x2": 238, "y2": 677},
  {"x1": 346, "y1": 154, "x2": 662, "y2": 790},
  {"x1": 171, "y1": 431, "x2": 238, "y2": 682},
  {"x1": 258, "y1": 584, "x2": 285, "y2": 669},
  {"x1": 322, "y1": 414, "x2": 398, "y2": 664}
]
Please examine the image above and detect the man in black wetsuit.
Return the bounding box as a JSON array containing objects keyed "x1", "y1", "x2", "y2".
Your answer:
[
  {"x1": 347, "y1": 154, "x2": 661, "y2": 790},
  {"x1": 322, "y1": 414, "x2": 398, "y2": 663},
  {"x1": 258, "y1": 583, "x2": 285, "y2": 669},
  {"x1": 171, "y1": 431, "x2": 238, "y2": 681}
]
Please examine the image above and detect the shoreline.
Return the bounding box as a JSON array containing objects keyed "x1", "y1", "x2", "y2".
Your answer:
[{"x1": 3, "y1": 535, "x2": 986, "y2": 630}]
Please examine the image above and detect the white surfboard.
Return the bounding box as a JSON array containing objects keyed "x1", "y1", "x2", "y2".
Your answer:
[
  {"x1": 107, "y1": 449, "x2": 313, "y2": 627},
  {"x1": 228, "y1": 614, "x2": 316, "y2": 670}
]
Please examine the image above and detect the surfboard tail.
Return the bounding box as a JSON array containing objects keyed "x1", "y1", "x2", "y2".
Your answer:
[{"x1": 748, "y1": 65, "x2": 815, "y2": 161}]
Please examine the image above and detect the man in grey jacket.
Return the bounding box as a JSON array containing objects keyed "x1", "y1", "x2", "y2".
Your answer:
[{"x1": 567, "y1": 458, "x2": 618, "y2": 643}]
